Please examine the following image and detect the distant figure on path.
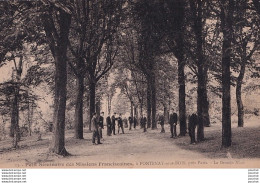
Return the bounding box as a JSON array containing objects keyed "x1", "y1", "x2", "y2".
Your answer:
[
  {"x1": 91, "y1": 113, "x2": 102, "y2": 145},
  {"x1": 159, "y1": 115, "x2": 165, "y2": 133},
  {"x1": 140, "y1": 117, "x2": 144, "y2": 129},
  {"x1": 123, "y1": 117, "x2": 128, "y2": 128},
  {"x1": 169, "y1": 111, "x2": 178, "y2": 138},
  {"x1": 118, "y1": 114, "x2": 124, "y2": 134},
  {"x1": 98, "y1": 112, "x2": 104, "y2": 139},
  {"x1": 143, "y1": 116, "x2": 147, "y2": 132},
  {"x1": 133, "y1": 117, "x2": 137, "y2": 129},
  {"x1": 111, "y1": 113, "x2": 117, "y2": 135},
  {"x1": 188, "y1": 113, "x2": 198, "y2": 144},
  {"x1": 128, "y1": 116, "x2": 133, "y2": 130},
  {"x1": 106, "y1": 116, "x2": 112, "y2": 136}
]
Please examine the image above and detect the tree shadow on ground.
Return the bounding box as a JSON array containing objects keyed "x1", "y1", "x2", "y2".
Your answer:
[{"x1": 174, "y1": 126, "x2": 260, "y2": 159}]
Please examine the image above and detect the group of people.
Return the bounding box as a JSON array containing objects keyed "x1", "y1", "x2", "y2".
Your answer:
[
  {"x1": 91, "y1": 112, "x2": 149, "y2": 145},
  {"x1": 158, "y1": 111, "x2": 200, "y2": 144},
  {"x1": 91, "y1": 110, "x2": 200, "y2": 145},
  {"x1": 91, "y1": 112, "x2": 105, "y2": 145},
  {"x1": 158, "y1": 111, "x2": 178, "y2": 138},
  {"x1": 106, "y1": 113, "x2": 125, "y2": 136}
]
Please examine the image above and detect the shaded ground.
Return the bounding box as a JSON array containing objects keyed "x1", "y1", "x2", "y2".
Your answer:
[{"x1": 0, "y1": 117, "x2": 259, "y2": 168}]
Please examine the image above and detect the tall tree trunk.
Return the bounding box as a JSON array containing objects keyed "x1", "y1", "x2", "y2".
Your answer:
[
  {"x1": 189, "y1": 0, "x2": 210, "y2": 141},
  {"x1": 197, "y1": 69, "x2": 205, "y2": 141},
  {"x1": 131, "y1": 100, "x2": 134, "y2": 119},
  {"x1": 11, "y1": 85, "x2": 19, "y2": 148},
  {"x1": 173, "y1": 1, "x2": 187, "y2": 136},
  {"x1": 134, "y1": 105, "x2": 138, "y2": 121},
  {"x1": 27, "y1": 96, "x2": 32, "y2": 136},
  {"x1": 96, "y1": 99, "x2": 101, "y2": 116},
  {"x1": 89, "y1": 81, "x2": 96, "y2": 131},
  {"x1": 202, "y1": 86, "x2": 210, "y2": 127},
  {"x1": 42, "y1": 8, "x2": 72, "y2": 156},
  {"x1": 147, "y1": 79, "x2": 152, "y2": 128},
  {"x1": 49, "y1": 55, "x2": 66, "y2": 153},
  {"x1": 10, "y1": 96, "x2": 16, "y2": 137},
  {"x1": 74, "y1": 76, "x2": 84, "y2": 139},
  {"x1": 236, "y1": 59, "x2": 246, "y2": 127},
  {"x1": 108, "y1": 95, "x2": 112, "y2": 116},
  {"x1": 85, "y1": 95, "x2": 90, "y2": 128},
  {"x1": 51, "y1": 53, "x2": 68, "y2": 155},
  {"x1": 151, "y1": 73, "x2": 157, "y2": 129},
  {"x1": 220, "y1": 0, "x2": 234, "y2": 147},
  {"x1": 178, "y1": 56, "x2": 186, "y2": 136},
  {"x1": 140, "y1": 101, "x2": 143, "y2": 118},
  {"x1": 11, "y1": 56, "x2": 22, "y2": 147},
  {"x1": 134, "y1": 105, "x2": 138, "y2": 126}
]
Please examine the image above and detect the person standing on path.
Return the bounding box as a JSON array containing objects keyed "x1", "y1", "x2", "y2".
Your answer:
[
  {"x1": 91, "y1": 113, "x2": 102, "y2": 145},
  {"x1": 188, "y1": 113, "x2": 198, "y2": 144},
  {"x1": 123, "y1": 117, "x2": 128, "y2": 128},
  {"x1": 106, "y1": 116, "x2": 112, "y2": 136},
  {"x1": 169, "y1": 111, "x2": 178, "y2": 138},
  {"x1": 111, "y1": 113, "x2": 117, "y2": 135},
  {"x1": 98, "y1": 112, "x2": 104, "y2": 140},
  {"x1": 128, "y1": 116, "x2": 133, "y2": 130},
  {"x1": 143, "y1": 116, "x2": 147, "y2": 132},
  {"x1": 159, "y1": 115, "x2": 165, "y2": 133},
  {"x1": 133, "y1": 117, "x2": 137, "y2": 129},
  {"x1": 117, "y1": 114, "x2": 124, "y2": 134}
]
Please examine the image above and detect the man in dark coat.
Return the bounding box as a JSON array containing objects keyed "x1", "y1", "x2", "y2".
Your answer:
[
  {"x1": 140, "y1": 117, "x2": 144, "y2": 129},
  {"x1": 188, "y1": 113, "x2": 198, "y2": 144},
  {"x1": 106, "y1": 116, "x2": 112, "y2": 136},
  {"x1": 98, "y1": 112, "x2": 104, "y2": 139},
  {"x1": 169, "y1": 111, "x2": 178, "y2": 138},
  {"x1": 111, "y1": 113, "x2": 117, "y2": 135},
  {"x1": 117, "y1": 114, "x2": 124, "y2": 134},
  {"x1": 91, "y1": 113, "x2": 101, "y2": 145},
  {"x1": 128, "y1": 116, "x2": 133, "y2": 130},
  {"x1": 133, "y1": 117, "x2": 137, "y2": 129},
  {"x1": 159, "y1": 115, "x2": 165, "y2": 133}
]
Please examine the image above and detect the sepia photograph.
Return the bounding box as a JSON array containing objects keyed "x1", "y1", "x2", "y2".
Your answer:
[{"x1": 0, "y1": 0, "x2": 259, "y2": 169}]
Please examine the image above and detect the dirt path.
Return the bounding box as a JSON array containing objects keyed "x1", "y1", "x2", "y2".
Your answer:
[
  {"x1": 0, "y1": 121, "x2": 259, "y2": 168},
  {"x1": 0, "y1": 126, "x2": 206, "y2": 167}
]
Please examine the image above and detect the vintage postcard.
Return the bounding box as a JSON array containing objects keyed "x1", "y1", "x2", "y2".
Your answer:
[{"x1": 0, "y1": 0, "x2": 259, "y2": 169}]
